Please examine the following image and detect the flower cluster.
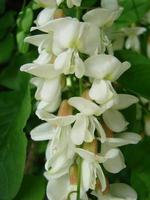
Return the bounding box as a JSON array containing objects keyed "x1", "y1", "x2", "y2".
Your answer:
[{"x1": 21, "y1": 0, "x2": 142, "y2": 199}]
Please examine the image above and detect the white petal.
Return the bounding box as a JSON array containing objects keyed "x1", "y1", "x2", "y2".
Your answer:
[
  {"x1": 96, "y1": 164, "x2": 106, "y2": 192},
  {"x1": 81, "y1": 160, "x2": 93, "y2": 192},
  {"x1": 101, "y1": 0, "x2": 120, "y2": 10},
  {"x1": 37, "y1": 93, "x2": 61, "y2": 112},
  {"x1": 103, "y1": 149, "x2": 126, "y2": 173},
  {"x1": 113, "y1": 94, "x2": 139, "y2": 110},
  {"x1": 89, "y1": 80, "x2": 115, "y2": 104},
  {"x1": 30, "y1": 123, "x2": 56, "y2": 141},
  {"x1": 74, "y1": 52, "x2": 85, "y2": 78},
  {"x1": 103, "y1": 109, "x2": 129, "y2": 132},
  {"x1": 54, "y1": 49, "x2": 73, "y2": 73},
  {"x1": 46, "y1": 175, "x2": 69, "y2": 200},
  {"x1": 36, "y1": 109, "x2": 76, "y2": 126},
  {"x1": 110, "y1": 183, "x2": 137, "y2": 200},
  {"x1": 68, "y1": 97, "x2": 101, "y2": 116},
  {"x1": 83, "y1": 8, "x2": 122, "y2": 28},
  {"x1": 79, "y1": 23, "x2": 100, "y2": 56},
  {"x1": 71, "y1": 114, "x2": 88, "y2": 145},
  {"x1": 36, "y1": 8, "x2": 55, "y2": 26},
  {"x1": 75, "y1": 148, "x2": 96, "y2": 163},
  {"x1": 35, "y1": 77, "x2": 61, "y2": 102},
  {"x1": 34, "y1": 50, "x2": 52, "y2": 65},
  {"x1": 21, "y1": 63, "x2": 60, "y2": 79},
  {"x1": 92, "y1": 117, "x2": 106, "y2": 143},
  {"x1": 25, "y1": 34, "x2": 53, "y2": 52},
  {"x1": 105, "y1": 132, "x2": 141, "y2": 148},
  {"x1": 72, "y1": 0, "x2": 82, "y2": 7},
  {"x1": 85, "y1": 54, "x2": 130, "y2": 81}
]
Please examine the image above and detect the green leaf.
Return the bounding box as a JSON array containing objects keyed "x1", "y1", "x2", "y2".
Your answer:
[
  {"x1": 0, "y1": 52, "x2": 37, "y2": 90},
  {"x1": 0, "y1": 0, "x2": 5, "y2": 14},
  {"x1": 131, "y1": 169, "x2": 150, "y2": 200},
  {"x1": 0, "y1": 33, "x2": 15, "y2": 64},
  {"x1": 116, "y1": 50, "x2": 150, "y2": 99},
  {"x1": 81, "y1": 0, "x2": 97, "y2": 7},
  {"x1": 14, "y1": 175, "x2": 46, "y2": 200},
  {"x1": 123, "y1": 137, "x2": 150, "y2": 200},
  {"x1": 0, "y1": 11, "x2": 16, "y2": 39},
  {"x1": 0, "y1": 74, "x2": 31, "y2": 200},
  {"x1": 117, "y1": 0, "x2": 150, "y2": 27},
  {"x1": 16, "y1": 31, "x2": 29, "y2": 54},
  {"x1": 17, "y1": 8, "x2": 33, "y2": 33}
]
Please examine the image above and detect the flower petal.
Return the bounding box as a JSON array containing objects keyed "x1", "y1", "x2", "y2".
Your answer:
[
  {"x1": 84, "y1": 54, "x2": 130, "y2": 81},
  {"x1": 83, "y1": 8, "x2": 122, "y2": 28},
  {"x1": 89, "y1": 80, "x2": 115, "y2": 104},
  {"x1": 36, "y1": 109, "x2": 76, "y2": 126},
  {"x1": 110, "y1": 183, "x2": 137, "y2": 200},
  {"x1": 102, "y1": 109, "x2": 129, "y2": 132},
  {"x1": 92, "y1": 116, "x2": 106, "y2": 143},
  {"x1": 74, "y1": 52, "x2": 85, "y2": 78},
  {"x1": 96, "y1": 164, "x2": 106, "y2": 192},
  {"x1": 46, "y1": 175, "x2": 69, "y2": 200},
  {"x1": 36, "y1": 8, "x2": 56, "y2": 26},
  {"x1": 30, "y1": 123, "x2": 56, "y2": 141},
  {"x1": 113, "y1": 94, "x2": 139, "y2": 110},
  {"x1": 103, "y1": 149, "x2": 126, "y2": 173},
  {"x1": 21, "y1": 63, "x2": 60, "y2": 79},
  {"x1": 71, "y1": 114, "x2": 88, "y2": 145},
  {"x1": 68, "y1": 97, "x2": 101, "y2": 116}
]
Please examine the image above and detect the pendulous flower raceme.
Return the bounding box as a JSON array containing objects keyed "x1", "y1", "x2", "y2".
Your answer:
[{"x1": 20, "y1": 0, "x2": 142, "y2": 199}]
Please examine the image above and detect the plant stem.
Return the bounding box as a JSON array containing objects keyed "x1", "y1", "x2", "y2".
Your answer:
[{"x1": 77, "y1": 158, "x2": 82, "y2": 200}]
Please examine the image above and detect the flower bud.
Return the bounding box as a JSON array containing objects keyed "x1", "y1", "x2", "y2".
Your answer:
[
  {"x1": 54, "y1": 9, "x2": 65, "y2": 19},
  {"x1": 96, "y1": 177, "x2": 110, "y2": 194},
  {"x1": 81, "y1": 89, "x2": 91, "y2": 100},
  {"x1": 69, "y1": 164, "x2": 78, "y2": 185},
  {"x1": 83, "y1": 139, "x2": 98, "y2": 154},
  {"x1": 58, "y1": 100, "x2": 73, "y2": 116},
  {"x1": 51, "y1": 54, "x2": 56, "y2": 64},
  {"x1": 102, "y1": 123, "x2": 113, "y2": 138}
]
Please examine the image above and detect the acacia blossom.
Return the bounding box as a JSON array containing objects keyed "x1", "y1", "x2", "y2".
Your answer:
[{"x1": 20, "y1": 0, "x2": 142, "y2": 199}]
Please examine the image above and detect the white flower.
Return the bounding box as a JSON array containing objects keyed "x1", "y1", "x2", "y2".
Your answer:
[
  {"x1": 31, "y1": 123, "x2": 75, "y2": 177},
  {"x1": 24, "y1": 34, "x2": 53, "y2": 53},
  {"x1": 76, "y1": 148, "x2": 120, "y2": 192},
  {"x1": 102, "y1": 94, "x2": 138, "y2": 132},
  {"x1": 21, "y1": 53, "x2": 62, "y2": 112},
  {"x1": 92, "y1": 183, "x2": 137, "y2": 200},
  {"x1": 122, "y1": 26, "x2": 146, "y2": 52},
  {"x1": 68, "y1": 97, "x2": 107, "y2": 144},
  {"x1": 32, "y1": 17, "x2": 100, "y2": 77},
  {"x1": 36, "y1": 8, "x2": 56, "y2": 26},
  {"x1": 46, "y1": 174, "x2": 88, "y2": 200},
  {"x1": 89, "y1": 79, "x2": 117, "y2": 104},
  {"x1": 82, "y1": 2, "x2": 123, "y2": 53},
  {"x1": 100, "y1": 132, "x2": 141, "y2": 173},
  {"x1": 84, "y1": 54, "x2": 130, "y2": 81},
  {"x1": 83, "y1": 7, "x2": 122, "y2": 28},
  {"x1": 37, "y1": 97, "x2": 106, "y2": 145},
  {"x1": 84, "y1": 54, "x2": 131, "y2": 112}
]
